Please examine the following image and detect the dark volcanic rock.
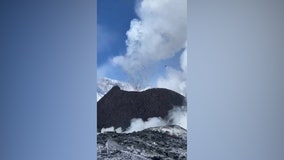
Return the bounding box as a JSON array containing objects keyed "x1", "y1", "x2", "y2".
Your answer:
[{"x1": 97, "y1": 86, "x2": 186, "y2": 131}]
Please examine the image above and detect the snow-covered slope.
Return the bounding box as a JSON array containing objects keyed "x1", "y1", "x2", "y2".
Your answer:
[
  {"x1": 97, "y1": 77, "x2": 151, "y2": 101},
  {"x1": 97, "y1": 77, "x2": 136, "y2": 101}
]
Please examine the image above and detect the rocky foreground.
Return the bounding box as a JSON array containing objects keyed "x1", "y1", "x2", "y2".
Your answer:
[{"x1": 97, "y1": 125, "x2": 187, "y2": 160}]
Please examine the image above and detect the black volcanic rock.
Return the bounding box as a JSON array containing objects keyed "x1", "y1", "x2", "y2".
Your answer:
[{"x1": 97, "y1": 86, "x2": 186, "y2": 131}]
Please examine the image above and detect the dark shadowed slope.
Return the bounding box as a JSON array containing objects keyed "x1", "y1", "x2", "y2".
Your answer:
[{"x1": 97, "y1": 86, "x2": 186, "y2": 131}]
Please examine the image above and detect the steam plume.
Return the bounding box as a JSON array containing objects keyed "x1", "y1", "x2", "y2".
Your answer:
[{"x1": 112, "y1": 0, "x2": 187, "y2": 85}]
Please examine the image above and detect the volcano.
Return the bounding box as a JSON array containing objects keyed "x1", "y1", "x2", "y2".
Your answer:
[{"x1": 97, "y1": 86, "x2": 186, "y2": 131}]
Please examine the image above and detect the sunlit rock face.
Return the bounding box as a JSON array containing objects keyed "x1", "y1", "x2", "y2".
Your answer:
[{"x1": 97, "y1": 86, "x2": 186, "y2": 131}]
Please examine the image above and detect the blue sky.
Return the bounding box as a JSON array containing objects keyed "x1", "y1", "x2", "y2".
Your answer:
[
  {"x1": 97, "y1": 0, "x2": 137, "y2": 81},
  {"x1": 97, "y1": 0, "x2": 137, "y2": 64}
]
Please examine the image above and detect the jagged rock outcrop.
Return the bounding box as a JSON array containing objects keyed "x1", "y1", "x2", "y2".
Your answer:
[{"x1": 97, "y1": 86, "x2": 186, "y2": 131}]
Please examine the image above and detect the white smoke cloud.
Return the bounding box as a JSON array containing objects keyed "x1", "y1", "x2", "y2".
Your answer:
[
  {"x1": 157, "y1": 46, "x2": 187, "y2": 95},
  {"x1": 124, "y1": 106, "x2": 187, "y2": 133},
  {"x1": 100, "y1": 126, "x2": 122, "y2": 133},
  {"x1": 124, "y1": 117, "x2": 167, "y2": 133},
  {"x1": 166, "y1": 106, "x2": 187, "y2": 130},
  {"x1": 112, "y1": 0, "x2": 187, "y2": 80},
  {"x1": 180, "y1": 46, "x2": 187, "y2": 73},
  {"x1": 156, "y1": 67, "x2": 186, "y2": 95},
  {"x1": 100, "y1": 126, "x2": 115, "y2": 133}
]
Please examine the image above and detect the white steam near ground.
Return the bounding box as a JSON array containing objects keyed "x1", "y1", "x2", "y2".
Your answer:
[
  {"x1": 100, "y1": 106, "x2": 187, "y2": 133},
  {"x1": 125, "y1": 106, "x2": 187, "y2": 133},
  {"x1": 100, "y1": 0, "x2": 187, "y2": 133}
]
